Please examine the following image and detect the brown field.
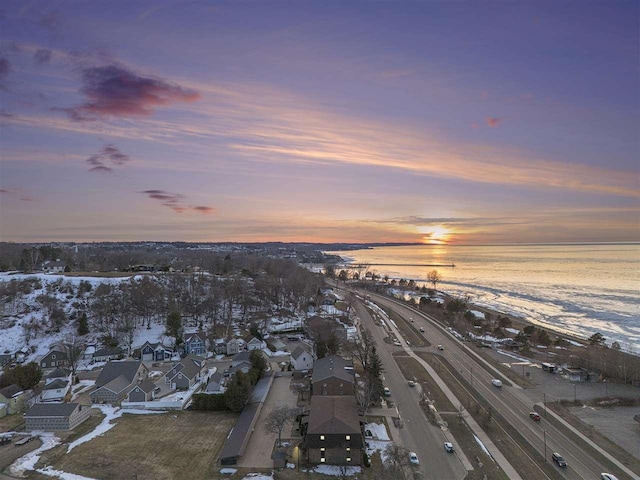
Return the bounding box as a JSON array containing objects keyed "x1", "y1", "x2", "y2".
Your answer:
[
  {"x1": 37, "y1": 411, "x2": 237, "y2": 480},
  {"x1": 393, "y1": 354, "x2": 455, "y2": 411}
]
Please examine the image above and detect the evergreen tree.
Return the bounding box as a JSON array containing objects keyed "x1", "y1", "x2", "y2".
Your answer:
[
  {"x1": 224, "y1": 371, "x2": 251, "y2": 412},
  {"x1": 249, "y1": 350, "x2": 267, "y2": 377},
  {"x1": 166, "y1": 310, "x2": 183, "y2": 344},
  {"x1": 367, "y1": 345, "x2": 385, "y2": 397},
  {"x1": 77, "y1": 312, "x2": 89, "y2": 335}
]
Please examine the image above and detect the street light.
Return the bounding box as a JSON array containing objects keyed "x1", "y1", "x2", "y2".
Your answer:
[{"x1": 543, "y1": 430, "x2": 547, "y2": 462}]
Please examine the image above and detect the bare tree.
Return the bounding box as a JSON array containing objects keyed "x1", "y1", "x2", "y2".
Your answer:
[
  {"x1": 427, "y1": 270, "x2": 441, "y2": 291},
  {"x1": 383, "y1": 443, "x2": 412, "y2": 480},
  {"x1": 264, "y1": 406, "x2": 299, "y2": 446}
]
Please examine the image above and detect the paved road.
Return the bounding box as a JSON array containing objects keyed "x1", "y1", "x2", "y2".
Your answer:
[
  {"x1": 363, "y1": 290, "x2": 640, "y2": 480},
  {"x1": 236, "y1": 375, "x2": 297, "y2": 469},
  {"x1": 353, "y1": 301, "x2": 467, "y2": 480}
]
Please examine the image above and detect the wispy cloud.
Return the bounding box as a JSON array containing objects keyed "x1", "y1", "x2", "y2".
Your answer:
[
  {"x1": 33, "y1": 49, "x2": 52, "y2": 65},
  {"x1": 65, "y1": 64, "x2": 200, "y2": 120},
  {"x1": 140, "y1": 190, "x2": 215, "y2": 214},
  {"x1": 85, "y1": 143, "x2": 131, "y2": 173},
  {"x1": 486, "y1": 117, "x2": 503, "y2": 127}
]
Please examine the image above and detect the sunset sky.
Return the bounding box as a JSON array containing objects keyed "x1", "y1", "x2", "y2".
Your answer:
[{"x1": 1, "y1": 1, "x2": 638, "y2": 244}]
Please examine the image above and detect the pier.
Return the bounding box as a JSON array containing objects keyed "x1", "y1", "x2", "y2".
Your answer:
[{"x1": 340, "y1": 263, "x2": 456, "y2": 268}]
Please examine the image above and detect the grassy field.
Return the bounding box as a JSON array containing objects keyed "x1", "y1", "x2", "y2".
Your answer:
[
  {"x1": 393, "y1": 354, "x2": 455, "y2": 411},
  {"x1": 38, "y1": 411, "x2": 237, "y2": 480},
  {"x1": 0, "y1": 412, "x2": 26, "y2": 432},
  {"x1": 380, "y1": 305, "x2": 429, "y2": 347}
]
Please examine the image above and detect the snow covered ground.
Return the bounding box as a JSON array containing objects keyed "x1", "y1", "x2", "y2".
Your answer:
[
  {"x1": 364, "y1": 422, "x2": 389, "y2": 440},
  {"x1": 311, "y1": 465, "x2": 361, "y2": 476},
  {"x1": 9, "y1": 434, "x2": 60, "y2": 476}
]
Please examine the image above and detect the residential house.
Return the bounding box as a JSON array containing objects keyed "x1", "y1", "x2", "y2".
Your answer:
[
  {"x1": 213, "y1": 339, "x2": 227, "y2": 355},
  {"x1": 165, "y1": 355, "x2": 206, "y2": 390},
  {"x1": 0, "y1": 385, "x2": 26, "y2": 414},
  {"x1": 40, "y1": 349, "x2": 68, "y2": 369},
  {"x1": 227, "y1": 362, "x2": 251, "y2": 377},
  {"x1": 291, "y1": 346, "x2": 314, "y2": 371},
  {"x1": 302, "y1": 395, "x2": 364, "y2": 466},
  {"x1": 40, "y1": 379, "x2": 71, "y2": 403},
  {"x1": 42, "y1": 259, "x2": 66, "y2": 273},
  {"x1": 183, "y1": 331, "x2": 209, "y2": 356},
  {"x1": 311, "y1": 356, "x2": 355, "y2": 396},
  {"x1": 205, "y1": 371, "x2": 224, "y2": 394},
  {"x1": 140, "y1": 341, "x2": 171, "y2": 362},
  {"x1": 90, "y1": 361, "x2": 149, "y2": 405},
  {"x1": 226, "y1": 338, "x2": 242, "y2": 356},
  {"x1": 24, "y1": 403, "x2": 90, "y2": 431},
  {"x1": 45, "y1": 367, "x2": 72, "y2": 385},
  {"x1": 126, "y1": 379, "x2": 157, "y2": 402},
  {"x1": 82, "y1": 345, "x2": 96, "y2": 361},
  {"x1": 231, "y1": 351, "x2": 252, "y2": 367},
  {"x1": 244, "y1": 335, "x2": 263, "y2": 351},
  {"x1": 93, "y1": 347, "x2": 123, "y2": 362},
  {"x1": 266, "y1": 337, "x2": 287, "y2": 353}
]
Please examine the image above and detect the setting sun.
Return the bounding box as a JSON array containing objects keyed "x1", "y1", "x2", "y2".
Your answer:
[{"x1": 419, "y1": 225, "x2": 452, "y2": 244}]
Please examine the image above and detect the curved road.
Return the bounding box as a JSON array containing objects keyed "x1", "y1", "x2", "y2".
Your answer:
[{"x1": 353, "y1": 289, "x2": 639, "y2": 480}]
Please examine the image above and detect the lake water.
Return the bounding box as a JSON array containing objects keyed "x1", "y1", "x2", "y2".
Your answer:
[{"x1": 328, "y1": 244, "x2": 640, "y2": 351}]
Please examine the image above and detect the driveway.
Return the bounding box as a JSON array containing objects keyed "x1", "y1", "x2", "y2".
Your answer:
[{"x1": 236, "y1": 374, "x2": 298, "y2": 468}]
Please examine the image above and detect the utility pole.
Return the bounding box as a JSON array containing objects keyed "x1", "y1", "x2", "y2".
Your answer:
[
  {"x1": 543, "y1": 430, "x2": 547, "y2": 462},
  {"x1": 543, "y1": 393, "x2": 547, "y2": 418}
]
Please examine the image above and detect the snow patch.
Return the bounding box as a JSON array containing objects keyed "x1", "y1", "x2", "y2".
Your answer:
[
  {"x1": 473, "y1": 434, "x2": 495, "y2": 461},
  {"x1": 9, "y1": 434, "x2": 60, "y2": 476}
]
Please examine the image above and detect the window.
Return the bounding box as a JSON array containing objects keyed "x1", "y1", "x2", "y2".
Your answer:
[
  {"x1": 320, "y1": 458, "x2": 326, "y2": 463},
  {"x1": 345, "y1": 435, "x2": 350, "y2": 440},
  {"x1": 320, "y1": 435, "x2": 325, "y2": 440},
  {"x1": 320, "y1": 448, "x2": 325, "y2": 452},
  {"x1": 346, "y1": 448, "x2": 351, "y2": 452},
  {"x1": 346, "y1": 457, "x2": 351, "y2": 462}
]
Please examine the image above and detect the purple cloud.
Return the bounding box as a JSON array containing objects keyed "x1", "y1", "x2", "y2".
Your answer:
[
  {"x1": 0, "y1": 58, "x2": 10, "y2": 79},
  {"x1": 140, "y1": 190, "x2": 215, "y2": 214},
  {"x1": 34, "y1": 49, "x2": 52, "y2": 65},
  {"x1": 85, "y1": 144, "x2": 131, "y2": 173},
  {"x1": 67, "y1": 64, "x2": 200, "y2": 120}
]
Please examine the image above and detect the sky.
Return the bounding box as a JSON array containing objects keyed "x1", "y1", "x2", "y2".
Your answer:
[{"x1": 0, "y1": 1, "x2": 638, "y2": 245}]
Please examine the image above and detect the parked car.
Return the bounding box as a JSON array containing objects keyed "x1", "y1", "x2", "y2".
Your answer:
[
  {"x1": 419, "y1": 327, "x2": 425, "y2": 332},
  {"x1": 409, "y1": 317, "x2": 414, "y2": 322},
  {"x1": 408, "y1": 380, "x2": 416, "y2": 387},
  {"x1": 552, "y1": 452, "x2": 567, "y2": 468},
  {"x1": 437, "y1": 345, "x2": 444, "y2": 350},
  {"x1": 409, "y1": 452, "x2": 419, "y2": 465},
  {"x1": 600, "y1": 474, "x2": 619, "y2": 480},
  {"x1": 383, "y1": 387, "x2": 391, "y2": 397},
  {"x1": 393, "y1": 340, "x2": 402, "y2": 346},
  {"x1": 444, "y1": 442, "x2": 454, "y2": 453},
  {"x1": 529, "y1": 412, "x2": 541, "y2": 421},
  {"x1": 491, "y1": 379, "x2": 502, "y2": 388}
]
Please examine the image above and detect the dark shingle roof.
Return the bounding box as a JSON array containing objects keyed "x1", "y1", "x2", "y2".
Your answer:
[
  {"x1": 0, "y1": 384, "x2": 21, "y2": 398},
  {"x1": 311, "y1": 355, "x2": 354, "y2": 384},
  {"x1": 25, "y1": 402, "x2": 80, "y2": 417},
  {"x1": 133, "y1": 379, "x2": 156, "y2": 394},
  {"x1": 307, "y1": 395, "x2": 361, "y2": 435},
  {"x1": 94, "y1": 347, "x2": 122, "y2": 357},
  {"x1": 232, "y1": 351, "x2": 251, "y2": 363},
  {"x1": 95, "y1": 361, "x2": 142, "y2": 387},
  {"x1": 47, "y1": 367, "x2": 71, "y2": 379},
  {"x1": 291, "y1": 345, "x2": 310, "y2": 360},
  {"x1": 177, "y1": 356, "x2": 203, "y2": 380},
  {"x1": 43, "y1": 379, "x2": 68, "y2": 390}
]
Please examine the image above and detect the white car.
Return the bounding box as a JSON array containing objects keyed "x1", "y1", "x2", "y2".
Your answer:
[
  {"x1": 600, "y1": 475, "x2": 619, "y2": 480},
  {"x1": 491, "y1": 379, "x2": 502, "y2": 388},
  {"x1": 437, "y1": 345, "x2": 444, "y2": 350},
  {"x1": 383, "y1": 387, "x2": 391, "y2": 396},
  {"x1": 444, "y1": 442, "x2": 454, "y2": 453},
  {"x1": 409, "y1": 452, "x2": 419, "y2": 465},
  {"x1": 408, "y1": 380, "x2": 416, "y2": 387}
]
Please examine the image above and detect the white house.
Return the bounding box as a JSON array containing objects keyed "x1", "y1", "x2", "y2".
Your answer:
[
  {"x1": 290, "y1": 345, "x2": 313, "y2": 371},
  {"x1": 40, "y1": 379, "x2": 71, "y2": 402}
]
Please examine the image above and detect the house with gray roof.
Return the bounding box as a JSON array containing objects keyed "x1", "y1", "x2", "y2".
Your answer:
[
  {"x1": 140, "y1": 341, "x2": 172, "y2": 362},
  {"x1": 302, "y1": 395, "x2": 364, "y2": 466},
  {"x1": 25, "y1": 403, "x2": 90, "y2": 431},
  {"x1": 40, "y1": 379, "x2": 71, "y2": 403},
  {"x1": 226, "y1": 338, "x2": 242, "y2": 356},
  {"x1": 231, "y1": 351, "x2": 252, "y2": 367},
  {"x1": 90, "y1": 361, "x2": 149, "y2": 405},
  {"x1": 291, "y1": 345, "x2": 314, "y2": 371},
  {"x1": 205, "y1": 372, "x2": 224, "y2": 394},
  {"x1": 165, "y1": 355, "x2": 206, "y2": 390},
  {"x1": 311, "y1": 355, "x2": 355, "y2": 396},
  {"x1": 39, "y1": 349, "x2": 68, "y2": 370},
  {"x1": 93, "y1": 347, "x2": 123, "y2": 363},
  {"x1": 126, "y1": 379, "x2": 157, "y2": 402},
  {"x1": 0, "y1": 385, "x2": 26, "y2": 415},
  {"x1": 183, "y1": 331, "x2": 209, "y2": 356},
  {"x1": 46, "y1": 367, "x2": 72, "y2": 385}
]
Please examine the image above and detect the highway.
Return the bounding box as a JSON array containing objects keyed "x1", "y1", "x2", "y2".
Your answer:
[
  {"x1": 352, "y1": 289, "x2": 639, "y2": 480},
  {"x1": 353, "y1": 300, "x2": 468, "y2": 480}
]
